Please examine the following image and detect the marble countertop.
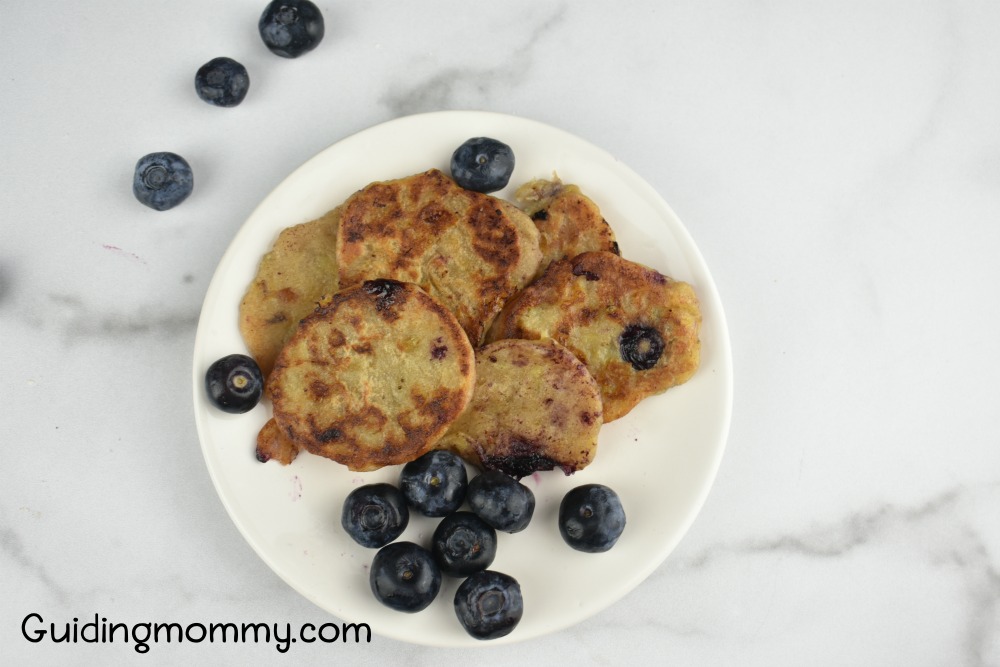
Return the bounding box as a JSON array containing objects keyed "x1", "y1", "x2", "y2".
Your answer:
[{"x1": 3, "y1": 1, "x2": 998, "y2": 664}]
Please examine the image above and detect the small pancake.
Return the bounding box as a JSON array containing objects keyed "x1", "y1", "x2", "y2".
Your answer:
[
  {"x1": 238, "y1": 207, "x2": 341, "y2": 381},
  {"x1": 336, "y1": 169, "x2": 542, "y2": 346},
  {"x1": 487, "y1": 251, "x2": 701, "y2": 422},
  {"x1": 514, "y1": 176, "x2": 619, "y2": 271},
  {"x1": 268, "y1": 279, "x2": 475, "y2": 472},
  {"x1": 436, "y1": 338, "x2": 603, "y2": 478}
]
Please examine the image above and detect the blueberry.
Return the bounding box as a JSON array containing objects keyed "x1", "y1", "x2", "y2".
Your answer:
[
  {"x1": 341, "y1": 483, "x2": 409, "y2": 548},
  {"x1": 369, "y1": 541, "x2": 442, "y2": 613},
  {"x1": 132, "y1": 152, "x2": 193, "y2": 211},
  {"x1": 467, "y1": 470, "x2": 535, "y2": 533},
  {"x1": 431, "y1": 512, "x2": 497, "y2": 576},
  {"x1": 398, "y1": 450, "x2": 468, "y2": 517},
  {"x1": 454, "y1": 570, "x2": 523, "y2": 640},
  {"x1": 450, "y1": 137, "x2": 515, "y2": 193},
  {"x1": 258, "y1": 0, "x2": 325, "y2": 58},
  {"x1": 619, "y1": 324, "x2": 665, "y2": 371},
  {"x1": 558, "y1": 484, "x2": 626, "y2": 553},
  {"x1": 194, "y1": 57, "x2": 250, "y2": 107},
  {"x1": 205, "y1": 354, "x2": 264, "y2": 414},
  {"x1": 362, "y1": 278, "x2": 404, "y2": 312}
]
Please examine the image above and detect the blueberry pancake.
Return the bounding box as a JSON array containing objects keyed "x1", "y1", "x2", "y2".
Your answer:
[
  {"x1": 436, "y1": 338, "x2": 603, "y2": 478},
  {"x1": 514, "y1": 176, "x2": 620, "y2": 271},
  {"x1": 486, "y1": 251, "x2": 701, "y2": 422},
  {"x1": 335, "y1": 169, "x2": 542, "y2": 346},
  {"x1": 238, "y1": 207, "x2": 341, "y2": 381},
  {"x1": 267, "y1": 279, "x2": 476, "y2": 472}
]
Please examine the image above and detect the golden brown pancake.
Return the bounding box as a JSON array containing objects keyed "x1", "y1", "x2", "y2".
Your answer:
[
  {"x1": 515, "y1": 176, "x2": 619, "y2": 271},
  {"x1": 487, "y1": 251, "x2": 701, "y2": 421},
  {"x1": 267, "y1": 279, "x2": 475, "y2": 471},
  {"x1": 238, "y1": 207, "x2": 341, "y2": 381},
  {"x1": 335, "y1": 169, "x2": 541, "y2": 346},
  {"x1": 436, "y1": 338, "x2": 603, "y2": 478}
]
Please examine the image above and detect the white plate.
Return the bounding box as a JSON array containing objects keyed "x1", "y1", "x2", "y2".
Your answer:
[{"x1": 192, "y1": 110, "x2": 732, "y2": 646}]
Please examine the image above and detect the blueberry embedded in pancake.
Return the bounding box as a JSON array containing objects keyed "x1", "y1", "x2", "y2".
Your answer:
[
  {"x1": 486, "y1": 251, "x2": 701, "y2": 422},
  {"x1": 514, "y1": 176, "x2": 619, "y2": 272}
]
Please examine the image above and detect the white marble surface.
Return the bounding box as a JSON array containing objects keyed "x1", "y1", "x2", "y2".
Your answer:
[{"x1": 3, "y1": 1, "x2": 999, "y2": 664}]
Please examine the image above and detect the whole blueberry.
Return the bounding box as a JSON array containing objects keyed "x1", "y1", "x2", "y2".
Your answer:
[
  {"x1": 467, "y1": 470, "x2": 535, "y2": 533},
  {"x1": 132, "y1": 152, "x2": 193, "y2": 211},
  {"x1": 195, "y1": 57, "x2": 249, "y2": 107},
  {"x1": 431, "y1": 511, "x2": 497, "y2": 577},
  {"x1": 369, "y1": 541, "x2": 442, "y2": 613},
  {"x1": 258, "y1": 0, "x2": 325, "y2": 58},
  {"x1": 398, "y1": 450, "x2": 468, "y2": 517},
  {"x1": 341, "y1": 483, "x2": 409, "y2": 548},
  {"x1": 558, "y1": 484, "x2": 626, "y2": 553},
  {"x1": 454, "y1": 570, "x2": 523, "y2": 640},
  {"x1": 205, "y1": 354, "x2": 264, "y2": 414},
  {"x1": 450, "y1": 137, "x2": 515, "y2": 193}
]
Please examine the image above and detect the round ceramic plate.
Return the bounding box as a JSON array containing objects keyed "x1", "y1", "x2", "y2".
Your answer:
[{"x1": 192, "y1": 110, "x2": 732, "y2": 646}]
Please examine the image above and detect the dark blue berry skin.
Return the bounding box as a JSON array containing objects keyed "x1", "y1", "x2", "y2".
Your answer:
[
  {"x1": 205, "y1": 354, "x2": 264, "y2": 414},
  {"x1": 454, "y1": 570, "x2": 523, "y2": 640},
  {"x1": 558, "y1": 484, "x2": 626, "y2": 553},
  {"x1": 431, "y1": 511, "x2": 497, "y2": 576},
  {"x1": 467, "y1": 470, "x2": 535, "y2": 533},
  {"x1": 619, "y1": 324, "x2": 664, "y2": 371},
  {"x1": 369, "y1": 542, "x2": 442, "y2": 613},
  {"x1": 133, "y1": 152, "x2": 193, "y2": 211},
  {"x1": 258, "y1": 0, "x2": 325, "y2": 58},
  {"x1": 341, "y1": 483, "x2": 409, "y2": 548},
  {"x1": 195, "y1": 57, "x2": 249, "y2": 107},
  {"x1": 398, "y1": 450, "x2": 468, "y2": 517},
  {"x1": 450, "y1": 137, "x2": 515, "y2": 193}
]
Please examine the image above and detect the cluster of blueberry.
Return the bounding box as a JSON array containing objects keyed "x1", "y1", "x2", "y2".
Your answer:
[
  {"x1": 341, "y1": 450, "x2": 626, "y2": 640},
  {"x1": 133, "y1": 0, "x2": 325, "y2": 211},
  {"x1": 342, "y1": 451, "x2": 528, "y2": 640}
]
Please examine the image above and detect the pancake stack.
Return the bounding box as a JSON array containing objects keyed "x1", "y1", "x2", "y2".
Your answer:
[{"x1": 240, "y1": 168, "x2": 701, "y2": 475}]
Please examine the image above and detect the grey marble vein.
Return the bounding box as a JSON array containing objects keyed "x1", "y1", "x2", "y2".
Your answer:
[
  {"x1": 0, "y1": 526, "x2": 69, "y2": 605},
  {"x1": 0, "y1": 261, "x2": 12, "y2": 307},
  {"x1": 381, "y1": 5, "x2": 567, "y2": 116},
  {"x1": 672, "y1": 485, "x2": 1000, "y2": 664},
  {"x1": 677, "y1": 489, "x2": 968, "y2": 566},
  {"x1": 19, "y1": 293, "x2": 200, "y2": 344}
]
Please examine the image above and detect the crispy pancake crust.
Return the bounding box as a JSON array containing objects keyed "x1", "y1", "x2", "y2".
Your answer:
[
  {"x1": 336, "y1": 169, "x2": 541, "y2": 346},
  {"x1": 238, "y1": 207, "x2": 341, "y2": 381},
  {"x1": 255, "y1": 417, "x2": 300, "y2": 465},
  {"x1": 487, "y1": 251, "x2": 701, "y2": 422},
  {"x1": 268, "y1": 280, "x2": 475, "y2": 471},
  {"x1": 436, "y1": 338, "x2": 603, "y2": 478},
  {"x1": 515, "y1": 177, "x2": 619, "y2": 271}
]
